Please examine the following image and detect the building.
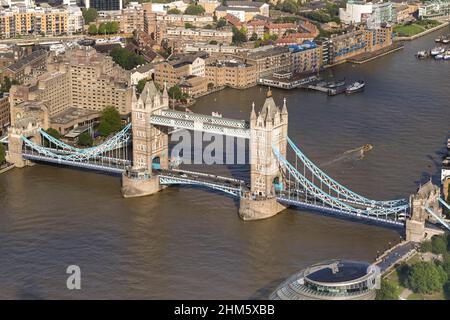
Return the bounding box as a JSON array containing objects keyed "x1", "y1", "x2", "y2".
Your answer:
[
  {"x1": 205, "y1": 57, "x2": 257, "y2": 89},
  {"x1": 339, "y1": 0, "x2": 374, "y2": 24},
  {"x1": 244, "y1": 45, "x2": 291, "y2": 77},
  {"x1": 120, "y1": 2, "x2": 145, "y2": 34},
  {"x1": 289, "y1": 41, "x2": 323, "y2": 74},
  {"x1": 419, "y1": 0, "x2": 450, "y2": 19},
  {"x1": 0, "y1": 5, "x2": 71, "y2": 39},
  {"x1": 67, "y1": 5, "x2": 85, "y2": 35},
  {"x1": 85, "y1": 0, "x2": 123, "y2": 11},
  {"x1": 184, "y1": 43, "x2": 249, "y2": 55},
  {"x1": 198, "y1": 0, "x2": 220, "y2": 14},
  {"x1": 130, "y1": 63, "x2": 154, "y2": 85},
  {"x1": 156, "y1": 14, "x2": 214, "y2": 28},
  {"x1": 178, "y1": 75, "x2": 208, "y2": 97},
  {"x1": 265, "y1": 23, "x2": 298, "y2": 37},
  {"x1": 327, "y1": 25, "x2": 392, "y2": 64},
  {"x1": 246, "y1": 19, "x2": 266, "y2": 39},
  {"x1": 161, "y1": 27, "x2": 233, "y2": 45},
  {"x1": 9, "y1": 47, "x2": 132, "y2": 134},
  {"x1": 366, "y1": 2, "x2": 395, "y2": 29},
  {"x1": 394, "y1": 3, "x2": 419, "y2": 23},
  {"x1": 0, "y1": 93, "x2": 10, "y2": 135},
  {"x1": 270, "y1": 260, "x2": 380, "y2": 300},
  {"x1": 150, "y1": 0, "x2": 188, "y2": 14},
  {"x1": 216, "y1": 1, "x2": 270, "y2": 22},
  {"x1": 154, "y1": 52, "x2": 208, "y2": 88},
  {"x1": 2, "y1": 49, "x2": 48, "y2": 83}
]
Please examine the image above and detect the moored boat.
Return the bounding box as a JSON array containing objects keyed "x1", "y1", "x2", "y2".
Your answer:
[
  {"x1": 327, "y1": 79, "x2": 346, "y2": 88},
  {"x1": 435, "y1": 54, "x2": 444, "y2": 60},
  {"x1": 416, "y1": 50, "x2": 429, "y2": 58},
  {"x1": 431, "y1": 47, "x2": 445, "y2": 56},
  {"x1": 345, "y1": 80, "x2": 365, "y2": 94}
]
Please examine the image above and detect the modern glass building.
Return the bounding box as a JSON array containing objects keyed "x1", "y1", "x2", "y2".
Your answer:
[
  {"x1": 84, "y1": 0, "x2": 123, "y2": 11},
  {"x1": 270, "y1": 260, "x2": 380, "y2": 300}
]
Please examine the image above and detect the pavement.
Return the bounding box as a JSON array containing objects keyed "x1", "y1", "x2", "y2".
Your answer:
[{"x1": 376, "y1": 241, "x2": 417, "y2": 273}]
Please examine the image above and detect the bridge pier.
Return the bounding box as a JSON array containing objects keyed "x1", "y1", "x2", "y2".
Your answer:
[
  {"x1": 121, "y1": 169, "x2": 164, "y2": 198},
  {"x1": 239, "y1": 194, "x2": 286, "y2": 220}
]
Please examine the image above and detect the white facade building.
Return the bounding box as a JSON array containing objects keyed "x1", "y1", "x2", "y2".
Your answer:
[
  {"x1": 67, "y1": 5, "x2": 84, "y2": 34},
  {"x1": 339, "y1": 0, "x2": 373, "y2": 24},
  {"x1": 151, "y1": 0, "x2": 189, "y2": 14}
]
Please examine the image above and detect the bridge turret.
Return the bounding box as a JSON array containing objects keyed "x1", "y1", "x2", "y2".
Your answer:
[
  {"x1": 122, "y1": 81, "x2": 169, "y2": 198},
  {"x1": 239, "y1": 89, "x2": 288, "y2": 220}
]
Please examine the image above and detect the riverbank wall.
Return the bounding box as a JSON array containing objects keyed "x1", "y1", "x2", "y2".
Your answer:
[{"x1": 394, "y1": 21, "x2": 449, "y2": 41}]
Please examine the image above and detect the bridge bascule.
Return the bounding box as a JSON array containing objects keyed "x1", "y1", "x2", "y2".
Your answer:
[{"x1": 4, "y1": 81, "x2": 449, "y2": 239}]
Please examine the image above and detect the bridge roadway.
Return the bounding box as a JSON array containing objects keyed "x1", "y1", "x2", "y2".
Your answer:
[{"x1": 158, "y1": 168, "x2": 248, "y2": 197}]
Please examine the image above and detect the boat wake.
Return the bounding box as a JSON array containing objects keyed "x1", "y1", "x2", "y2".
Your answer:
[{"x1": 319, "y1": 144, "x2": 373, "y2": 168}]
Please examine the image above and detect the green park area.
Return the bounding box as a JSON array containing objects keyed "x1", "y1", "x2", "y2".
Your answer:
[
  {"x1": 377, "y1": 234, "x2": 450, "y2": 300},
  {"x1": 394, "y1": 20, "x2": 441, "y2": 37}
]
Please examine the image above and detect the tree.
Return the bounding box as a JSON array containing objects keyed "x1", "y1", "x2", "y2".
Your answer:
[
  {"x1": 98, "y1": 23, "x2": 107, "y2": 35},
  {"x1": 376, "y1": 279, "x2": 398, "y2": 300},
  {"x1": 98, "y1": 106, "x2": 122, "y2": 137},
  {"x1": 420, "y1": 240, "x2": 432, "y2": 253},
  {"x1": 78, "y1": 131, "x2": 93, "y2": 147},
  {"x1": 432, "y1": 235, "x2": 448, "y2": 255},
  {"x1": 0, "y1": 142, "x2": 5, "y2": 164},
  {"x1": 217, "y1": 18, "x2": 226, "y2": 28},
  {"x1": 82, "y1": 8, "x2": 98, "y2": 24},
  {"x1": 407, "y1": 261, "x2": 447, "y2": 294},
  {"x1": 1, "y1": 76, "x2": 19, "y2": 93},
  {"x1": 88, "y1": 24, "x2": 98, "y2": 35},
  {"x1": 184, "y1": 4, "x2": 205, "y2": 15},
  {"x1": 444, "y1": 281, "x2": 450, "y2": 300},
  {"x1": 105, "y1": 21, "x2": 119, "y2": 34},
  {"x1": 209, "y1": 40, "x2": 218, "y2": 45},
  {"x1": 167, "y1": 8, "x2": 181, "y2": 14},
  {"x1": 279, "y1": 0, "x2": 298, "y2": 14},
  {"x1": 110, "y1": 47, "x2": 146, "y2": 70},
  {"x1": 185, "y1": 22, "x2": 195, "y2": 29},
  {"x1": 168, "y1": 85, "x2": 184, "y2": 100},
  {"x1": 232, "y1": 27, "x2": 247, "y2": 44},
  {"x1": 46, "y1": 128, "x2": 61, "y2": 139},
  {"x1": 249, "y1": 32, "x2": 258, "y2": 41},
  {"x1": 441, "y1": 254, "x2": 450, "y2": 277},
  {"x1": 137, "y1": 78, "x2": 150, "y2": 94}
]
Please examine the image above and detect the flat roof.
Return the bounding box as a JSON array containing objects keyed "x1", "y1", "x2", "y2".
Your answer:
[{"x1": 305, "y1": 260, "x2": 371, "y2": 284}]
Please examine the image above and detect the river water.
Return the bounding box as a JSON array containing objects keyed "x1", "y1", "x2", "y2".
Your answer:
[{"x1": 1, "y1": 28, "x2": 449, "y2": 299}]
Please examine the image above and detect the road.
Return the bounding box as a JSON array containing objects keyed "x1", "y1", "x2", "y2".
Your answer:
[{"x1": 376, "y1": 241, "x2": 417, "y2": 273}]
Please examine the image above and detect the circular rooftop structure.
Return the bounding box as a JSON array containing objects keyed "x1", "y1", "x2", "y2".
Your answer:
[{"x1": 270, "y1": 260, "x2": 380, "y2": 300}]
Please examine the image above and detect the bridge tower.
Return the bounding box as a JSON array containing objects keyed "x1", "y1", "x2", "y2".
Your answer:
[
  {"x1": 239, "y1": 89, "x2": 287, "y2": 220},
  {"x1": 406, "y1": 181, "x2": 443, "y2": 242},
  {"x1": 121, "y1": 81, "x2": 169, "y2": 198}
]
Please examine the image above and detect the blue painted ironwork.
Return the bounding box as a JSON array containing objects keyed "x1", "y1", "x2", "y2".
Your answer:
[{"x1": 287, "y1": 137, "x2": 407, "y2": 208}]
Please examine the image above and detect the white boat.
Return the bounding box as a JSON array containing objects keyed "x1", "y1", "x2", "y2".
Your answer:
[
  {"x1": 345, "y1": 80, "x2": 365, "y2": 94},
  {"x1": 211, "y1": 112, "x2": 222, "y2": 118},
  {"x1": 444, "y1": 54, "x2": 450, "y2": 60},
  {"x1": 416, "y1": 51, "x2": 428, "y2": 58},
  {"x1": 431, "y1": 47, "x2": 445, "y2": 56},
  {"x1": 442, "y1": 38, "x2": 450, "y2": 44},
  {"x1": 435, "y1": 54, "x2": 444, "y2": 60}
]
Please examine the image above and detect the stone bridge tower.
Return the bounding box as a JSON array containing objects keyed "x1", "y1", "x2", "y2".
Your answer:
[
  {"x1": 239, "y1": 89, "x2": 288, "y2": 220},
  {"x1": 121, "y1": 81, "x2": 169, "y2": 198},
  {"x1": 406, "y1": 180, "x2": 443, "y2": 242}
]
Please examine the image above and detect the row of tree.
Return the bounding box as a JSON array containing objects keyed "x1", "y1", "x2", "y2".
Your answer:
[{"x1": 88, "y1": 22, "x2": 120, "y2": 35}]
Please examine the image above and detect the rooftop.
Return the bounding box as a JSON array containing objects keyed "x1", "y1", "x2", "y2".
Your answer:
[{"x1": 6, "y1": 50, "x2": 46, "y2": 72}]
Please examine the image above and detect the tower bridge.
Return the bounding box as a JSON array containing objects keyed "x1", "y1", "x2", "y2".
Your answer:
[{"x1": 4, "y1": 81, "x2": 449, "y2": 239}]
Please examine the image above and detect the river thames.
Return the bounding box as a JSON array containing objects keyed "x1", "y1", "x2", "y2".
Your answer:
[{"x1": 1, "y1": 28, "x2": 449, "y2": 299}]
